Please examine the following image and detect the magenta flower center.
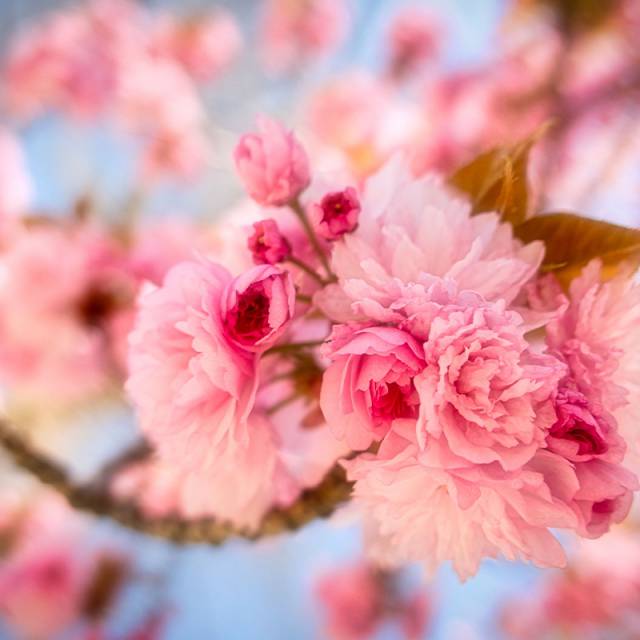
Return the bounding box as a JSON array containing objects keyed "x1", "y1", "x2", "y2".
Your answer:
[
  {"x1": 370, "y1": 381, "x2": 418, "y2": 423},
  {"x1": 228, "y1": 282, "x2": 271, "y2": 345},
  {"x1": 551, "y1": 386, "x2": 609, "y2": 456}
]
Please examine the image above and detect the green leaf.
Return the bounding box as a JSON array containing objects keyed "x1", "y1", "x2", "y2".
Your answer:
[{"x1": 515, "y1": 212, "x2": 640, "y2": 287}]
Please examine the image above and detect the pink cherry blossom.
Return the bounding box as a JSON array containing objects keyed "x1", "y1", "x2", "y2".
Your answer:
[
  {"x1": 387, "y1": 7, "x2": 442, "y2": 78},
  {"x1": 545, "y1": 260, "x2": 640, "y2": 453},
  {"x1": 310, "y1": 187, "x2": 361, "y2": 240},
  {"x1": 247, "y1": 218, "x2": 292, "y2": 265},
  {"x1": 151, "y1": 9, "x2": 242, "y2": 82},
  {"x1": 306, "y1": 72, "x2": 389, "y2": 151},
  {"x1": 547, "y1": 379, "x2": 624, "y2": 463},
  {"x1": 126, "y1": 258, "x2": 257, "y2": 474},
  {"x1": 410, "y1": 282, "x2": 565, "y2": 471},
  {"x1": 260, "y1": 0, "x2": 349, "y2": 73},
  {"x1": 234, "y1": 116, "x2": 311, "y2": 206},
  {"x1": 222, "y1": 265, "x2": 295, "y2": 352},
  {"x1": 315, "y1": 156, "x2": 543, "y2": 323},
  {"x1": 315, "y1": 563, "x2": 385, "y2": 640},
  {"x1": 315, "y1": 562, "x2": 430, "y2": 640},
  {"x1": 0, "y1": 224, "x2": 133, "y2": 402},
  {"x1": 0, "y1": 543, "x2": 90, "y2": 639},
  {"x1": 346, "y1": 425, "x2": 579, "y2": 580},
  {"x1": 320, "y1": 324, "x2": 424, "y2": 450}
]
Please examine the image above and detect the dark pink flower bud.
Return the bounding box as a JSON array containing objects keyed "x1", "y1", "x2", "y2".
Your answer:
[
  {"x1": 311, "y1": 187, "x2": 360, "y2": 241},
  {"x1": 247, "y1": 218, "x2": 291, "y2": 265},
  {"x1": 223, "y1": 265, "x2": 295, "y2": 352}
]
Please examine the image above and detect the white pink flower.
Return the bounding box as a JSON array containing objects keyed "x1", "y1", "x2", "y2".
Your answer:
[
  {"x1": 346, "y1": 425, "x2": 579, "y2": 580},
  {"x1": 315, "y1": 156, "x2": 543, "y2": 323}
]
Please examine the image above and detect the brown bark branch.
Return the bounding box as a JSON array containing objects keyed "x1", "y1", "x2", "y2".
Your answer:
[{"x1": 0, "y1": 419, "x2": 352, "y2": 544}]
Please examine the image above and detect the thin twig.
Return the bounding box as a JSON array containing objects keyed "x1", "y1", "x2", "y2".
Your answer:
[
  {"x1": 289, "y1": 198, "x2": 334, "y2": 279},
  {"x1": 0, "y1": 419, "x2": 352, "y2": 545}
]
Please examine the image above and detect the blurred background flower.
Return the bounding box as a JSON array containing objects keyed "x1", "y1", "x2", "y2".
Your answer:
[{"x1": 1, "y1": 1, "x2": 640, "y2": 639}]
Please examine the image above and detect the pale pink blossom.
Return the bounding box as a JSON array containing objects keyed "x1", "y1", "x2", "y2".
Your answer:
[
  {"x1": 222, "y1": 265, "x2": 295, "y2": 352},
  {"x1": 387, "y1": 7, "x2": 442, "y2": 78},
  {"x1": 3, "y1": 6, "x2": 121, "y2": 119},
  {"x1": 315, "y1": 562, "x2": 429, "y2": 640},
  {"x1": 500, "y1": 530, "x2": 640, "y2": 639},
  {"x1": 320, "y1": 324, "x2": 424, "y2": 450},
  {"x1": 126, "y1": 258, "x2": 257, "y2": 473},
  {"x1": 261, "y1": 0, "x2": 349, "y2": 73},
  {"x1": 404, "y1": 281, "x2": 565, "y2": 471},
  {"x1": 247, "y1": 219, "x2": 292, "y2": 265},
  {"x1": 346, "y1": 425, "x2": 579, "y2": 580},
  {"x1": 545, "y1": 260, "x2": 640, "y2": 452},
  {"x1": 306, "y1": 73, "x2": 389, "y2": 151},
  {"x1": 234, "y1": 116, "x2": 311, "y2": 206},
  {"x1": 0, "y1": 543, "x2": 90, "y2": 639},
  {"x1": 0, "y1": 224, "x2": 133, "y2": 401},
  {"x1": 119, "y1": 371, "x2": 345, "y2": 528},
  {"x1": 315, "y1": 156, "x2": 543, "y2": 323},
  {"x1": 310, "y1": 187, "x2": 361, "y2": 240},
  {"x1": 315, "y1": 563, "x2": 384, "y2": 640},
  {"x1": 151, "y1": 10, "x2": 242, "y2": 82}
]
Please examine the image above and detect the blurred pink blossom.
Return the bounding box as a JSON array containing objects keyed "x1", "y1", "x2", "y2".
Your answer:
[{"x1": 261, "y1": 0, "x2": 350, "y2": 73}]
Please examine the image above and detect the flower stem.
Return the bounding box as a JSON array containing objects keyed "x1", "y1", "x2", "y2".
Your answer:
[
  {"x1": 286, "y1": 256, "x2": 325, "y2": 285},
  {"x1": 289, "y1": 197, "x2": 334, "y2": 280}
]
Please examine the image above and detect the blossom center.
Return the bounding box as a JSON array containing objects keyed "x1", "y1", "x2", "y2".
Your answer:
[
  {"x1": 370, "y1": 381, "x2": 418, "y2": 422},
  {"x1": 228, "y1": 282, "x2": 272, "y2": 345}
]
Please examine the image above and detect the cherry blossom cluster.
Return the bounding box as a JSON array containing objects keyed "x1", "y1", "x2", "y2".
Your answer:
[
  {"x1": 315, "y1": 561, "x2": 429, "y2": 640},
  {"x1": 126, "y1": 116, "x2": 640, "y2": 579},
  {"x1": 0, "y1": 492, "x2": 166, "y2": 640},
  {"x1": 3, "y1": 0, "x2": 241, "y2": 181}
]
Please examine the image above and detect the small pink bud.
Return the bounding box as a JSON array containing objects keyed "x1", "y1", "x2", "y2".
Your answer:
[
  {"x1": 234, "y1": 116, "x2": 311, "y2": 206},
  {"x1": 311, "y1": 187, "x2": 360, "y2": 240},
  {"x1": 247, "y1": 218, "x2": 291, "y2": 265},
  {"x1": 223, "y1": 265, "x2": 295, "y2": 352}
]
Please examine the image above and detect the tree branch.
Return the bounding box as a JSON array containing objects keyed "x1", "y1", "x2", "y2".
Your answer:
[{"x1": 0, "y1": 419, "x2": 352, "y2": 544}]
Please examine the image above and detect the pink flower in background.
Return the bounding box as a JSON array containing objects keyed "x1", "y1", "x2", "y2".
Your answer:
[
  {"x1": 261, "y1": 0, "x2": 349, "y2": 73},
  {"x1": 0, "y1": 224, "x2": 133, "y2": 401},
  {"x1": 222, "y1": 265, "x2": 296, "y2": 352},
  {"x1": 346, "y1": 426, "x2": 579, "y2": 580},
  {"x1": 315, "y1": 562, "x2": 430, "y2": 640},
  {"x1": 306, "y1": 72, "x2": 389, "y2": 150},
  {"x1": 320, "y1": 324, "x2": 424, "y2": 450},
  {"x1": 310, "y1": 187, "x2": 361, "y2": 240},
  {"x1": 0, "y1": 129, "x2": 32, "y2": 223},
  {"x1": 151, "y1": 9, "x2": 242, "y2": 81},
  {"x1": 234, "y1": 116, "x2": 311, "y2": 206},
  {"x1": 315, "y1": 156, "x2": 543, "y2": 323},
  {"x1": 0, "y1": 543, "x2": 90, "y2": 639},
  {"x1": 387, "y1": 7, "x2": 442, "y2": 78},
  {"x1": 248, "y1": 219, "x2": 292, "y2": 265},
  {"x1": 127, "y1": 258, "x2": 258, "y2": 473},
  {"x1": 3, "y1": 5, "x2": 122, "y2": 119},
  {"x1": 315, "y1": 563, "x2": 384, "y2": 640},
  {"x1": 500, "y1": 530, "x2": 640, "y2": 639}
]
